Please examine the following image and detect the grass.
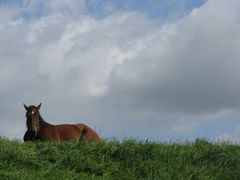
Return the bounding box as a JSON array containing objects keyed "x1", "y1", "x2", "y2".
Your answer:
[{"x1": 0, "y1": 138, "x2": 240, "y2": 179}]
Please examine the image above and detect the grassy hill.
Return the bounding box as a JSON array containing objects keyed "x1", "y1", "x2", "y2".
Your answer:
[{"x1": 0, "y1": 138, "x2": 240, "y2": 179}]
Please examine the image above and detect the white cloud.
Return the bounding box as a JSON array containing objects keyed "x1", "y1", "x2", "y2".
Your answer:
[{"x1": 0, "y1": 0, "x2": 240, "y2": 141}]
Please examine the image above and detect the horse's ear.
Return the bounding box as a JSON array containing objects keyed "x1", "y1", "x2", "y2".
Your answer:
[
  {"x1": 37, "y1": 103, "x2": 42, "y2": 110},
  {"x1": 23, "y1": 103, "x2": 28, "y2": 111}
]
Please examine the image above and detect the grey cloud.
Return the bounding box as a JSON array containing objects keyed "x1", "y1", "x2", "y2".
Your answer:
[{"x1": 107, "y1": 0, "x2": 240, "y2": 114}]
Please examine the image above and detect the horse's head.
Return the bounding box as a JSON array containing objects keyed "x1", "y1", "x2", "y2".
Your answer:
[{"x1": 23, "y1": 103, "x2": 42, "y2": 136}]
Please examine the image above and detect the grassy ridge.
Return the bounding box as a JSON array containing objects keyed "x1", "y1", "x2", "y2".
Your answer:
[{"x1": 0, "y1": 138, "x2": 240, "y2": 179}]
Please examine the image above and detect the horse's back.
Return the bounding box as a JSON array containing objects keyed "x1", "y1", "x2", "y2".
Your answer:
[{"x1": 53, "y1": 123, "x2": 100, "y2": 142}]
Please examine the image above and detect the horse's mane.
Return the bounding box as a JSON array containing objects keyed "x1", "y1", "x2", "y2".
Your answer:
[{"x1": 39, "y1": 115, "x2": 52, "y2": 128}]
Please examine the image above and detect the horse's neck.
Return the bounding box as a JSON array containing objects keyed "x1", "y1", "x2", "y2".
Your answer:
[{"x1": 39, "y1": 115, "x2": 52, "y2": 128}]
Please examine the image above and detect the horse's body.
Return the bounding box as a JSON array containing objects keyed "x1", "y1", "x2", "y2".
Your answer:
[{"x1": 23, "y1": 103, "x2": 100, "y2": 142}]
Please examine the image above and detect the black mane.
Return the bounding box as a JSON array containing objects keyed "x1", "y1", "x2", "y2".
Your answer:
[{"x1": 39, "y1": 115, "x2": 52, "y2": 128}]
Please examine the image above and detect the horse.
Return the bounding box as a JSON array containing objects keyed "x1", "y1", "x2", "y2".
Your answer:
[
  {"x1": 23, "y1": 130, "x2": 36, "y2": 141},
  {"x1": 23, "y1": 103, "x2": 100, "y2": 142}
]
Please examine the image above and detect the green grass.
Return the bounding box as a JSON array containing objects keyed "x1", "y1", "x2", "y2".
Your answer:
[{"x1": 0, "y1": 138, "x2": 240, "y2": 179}]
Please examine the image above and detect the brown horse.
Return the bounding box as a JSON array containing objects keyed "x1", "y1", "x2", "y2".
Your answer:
[{"x1": 23, "y1": 103, "x2": 100, "y2": 142}]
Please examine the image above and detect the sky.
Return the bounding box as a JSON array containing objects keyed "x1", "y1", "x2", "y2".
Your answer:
[{"x1": 0, "y1": 0, "x2": 240, "y2": 143}]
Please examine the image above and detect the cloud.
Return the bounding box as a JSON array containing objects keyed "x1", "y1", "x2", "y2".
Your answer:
[
  {"x1": 108, "y1": 0, "x2": 240, "y2": 113},
  {"x1": 218, "y1": 124, "x2": 240, "y2": 143},
  {"x1": 0, "y1": 0, "x2": 240, "y2": 141},
  {"x1": 0, "y1": 5, "x2": 20, "y2": 23},
  {"x1": 48, "y1": 0, "x2": 85, "y2": 11}
]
